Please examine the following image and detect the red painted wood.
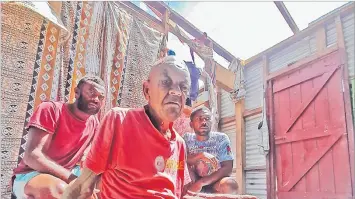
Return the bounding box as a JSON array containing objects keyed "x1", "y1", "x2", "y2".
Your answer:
[
  {"x1": 340, "y1": 47, "x2": 355, "y2": 196},
  {"x1": 300, "y1": 78, "x2": 319, "y2": 193},
  {"x1": 314, "y1": 71, "x2": 336, "y2": 194},
  {"x1": 273, "y1": 60, "x2": 337, "y2": 93},
  {"x1": 277, "y1": 191, "x2": 353, "y2": 199},
  {"x1": 283, "y1": 65, "x2": 338, "y2": 134},
  {"x1": 276, "y1": 89, "x2": 293, "y2": 190},
  {"x1": 280, "y1": 133, "x2": 344, "y2": 192},
  {"x1": 273, "y1": 92, "x2": 283, "y2": 189},
  {"x1": 274, "y1": 125, "x2": 342, "y2": 145},
  {"x1": 288, "y1": 74, "x2": 306, "y2": 192},
  {"x1": 269, "y1": 50, "x2": 353, "y2": 198},
  {"x1": 327, "y1": 69, "x2": 353, "y2": 194}
]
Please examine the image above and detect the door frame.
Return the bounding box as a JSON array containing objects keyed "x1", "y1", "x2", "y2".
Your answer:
[{"x1": 265, "y1": 46, "x2": 355, "y2": 199}]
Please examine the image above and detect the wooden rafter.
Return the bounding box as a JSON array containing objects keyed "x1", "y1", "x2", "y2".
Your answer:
[
  {"x1": 274, "y1": 2, "x2": 300, "y2": 34},
  {"x1": 121, "y1": 1, "x2": 236, "y2": 91},
  {"x1": 142, "y1": 1, "x2": 236, "y2": 91},
  {"x1": 144, "y1": 1, "x2": 239, "y2": 63},
  {"x1": 118, "y1": 2, "x2": 165, "y2": 33}
]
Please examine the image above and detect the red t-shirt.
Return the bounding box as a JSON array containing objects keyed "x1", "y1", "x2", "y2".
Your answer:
[
  {"x1": 13, "y1": 101, "x2": 99, "y2": 174},
  {"x1": 84, "y1": 107, "x2": 191, "y2": 199}
]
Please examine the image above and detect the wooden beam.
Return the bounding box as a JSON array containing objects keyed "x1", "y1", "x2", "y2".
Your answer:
[
  {"x1": 335, "y1": 16, "x2": 345, "y2": 48},
  {"x1": 266, "y1": 80, "x2": 276, "y2": 199},
  {"x1": 220, "y1": 116, "x2": 235, "y2": 125},
  {"x1": 217, "y1": 87, "x2": 222, "y2": 130},
  {"x1": 215, "y1": 63, "x2": 235, "y2": 91},
  {"x1": 144, "y1": 1, "x2": 240, "y2": 63},
  {"x1": 274, "y1": 2, "x2": 300, "y2": 34},
  {"x1": 162, "y1": 9, "x2": 169, "y2": 34},
  {"x1": 316, "y1": 25, "x2": 326, "y2": 53},
  {"x1": 235, "y1": 99, "x2": 245, "y2": 194},
  {"x1": 245, "y1": 2, "x2": 354, "y2": 65},
  {"x1": 119, "y1": 2, "x2": 165, "y2": 33},
  {"x1": 243, "y1": 107, "x2": 262, "y2": 118}
]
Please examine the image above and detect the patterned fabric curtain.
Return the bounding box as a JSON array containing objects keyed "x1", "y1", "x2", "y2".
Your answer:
[{"x1": 1, "y1": 2, "x2": 163, "y2": 198}]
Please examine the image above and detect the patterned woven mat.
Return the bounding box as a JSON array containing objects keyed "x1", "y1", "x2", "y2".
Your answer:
[
  {"x1": 118, "y1": 18, "x2": 163, "y2": 108},
  {"x1": 1, "y1": 2, "x2": 163, "y2": 198}
]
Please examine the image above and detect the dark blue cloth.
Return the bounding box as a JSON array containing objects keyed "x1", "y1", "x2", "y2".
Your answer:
[
  {"x1": 184, "y1": 61, "x2": 200, "y2": 101},
  {"x1": 167, "y1": 49, "x2": 176, "y2": 56}
]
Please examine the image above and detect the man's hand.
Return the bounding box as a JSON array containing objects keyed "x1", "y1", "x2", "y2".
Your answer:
[
  {"x1": 61, "y1": 168, "x2": 98, "y2": 199},
  {"x1": 187, "y1": 180, "x2": 205, "y2": 193},
  {"x1": 187, "y1": 152, "x2": 218, "y2": 166},
  {"x1": 198, "y1": 152, "x2": 218, "y2": 167}
]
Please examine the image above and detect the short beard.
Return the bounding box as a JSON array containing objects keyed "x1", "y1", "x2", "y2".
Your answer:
[
  {"x1": 77, "y1": 95, "x2": 100, "y2": 115},
  {"x1": 194, "y1": 129, "x2": 210, "y2": 137}
]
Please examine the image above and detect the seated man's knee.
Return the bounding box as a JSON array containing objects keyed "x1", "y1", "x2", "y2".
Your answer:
[
  {"x1": 216, "y1": 177, "x2": 238, "y2": 194},
  {"x1": 24, "y1": 174, "x2": 68, "y2": 199}
]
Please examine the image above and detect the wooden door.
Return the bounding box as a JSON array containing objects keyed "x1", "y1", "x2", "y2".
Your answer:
[{"x1": 268, "y1": 50, "x2": 354, "y2": 199}]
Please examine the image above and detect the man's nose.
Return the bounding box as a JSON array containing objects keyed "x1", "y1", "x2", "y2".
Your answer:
[
  {"x1": 92, "y1": 95, "x2": 100, "y2": 102},
  {"x1": 168, "y1": 85, "x2": 182, "y2": 96}
]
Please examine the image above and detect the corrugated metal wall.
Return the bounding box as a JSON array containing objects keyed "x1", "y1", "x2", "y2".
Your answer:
[
  {"x1": 220, "y1": 89, "x2": 237, "y2": 169},
  {"x1": 245, "y1": 114, "x2": 267, "y2": 169},
  {"x1": 244, "y1": 61, "x2": 263, "y2": 110},
  {"x1": 220, "y1": 120, "x2": 237, "y2": 168},
  {"x1": 244, "y1": 114, "x2": 267, "y2": 199},
  {"x1": 326, "y1": 21, "x2": 337, "y2": 47},
  {"x1": 268, "y1": 34, "x2": 317, "y2": 73},
  {"x1": 220, "y1": 89, "x2": 235, "y2": 118},
  {"x1": 245, "y1": 171, "x2": 267, "y2": 199},
  {"x1": 342, "y1": 12, "x2": 354, "y2": 78},
  {"x1": 267, "y1": 12, "x2": 353, "y2": 78}
]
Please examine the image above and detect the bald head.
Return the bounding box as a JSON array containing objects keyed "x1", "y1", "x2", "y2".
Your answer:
[
  {"x1": 143, "y1": 56, "x2": 191, "y2": 123},
  {"x1": 148, "y1": 56, "x2": 190, "y2": 81}
]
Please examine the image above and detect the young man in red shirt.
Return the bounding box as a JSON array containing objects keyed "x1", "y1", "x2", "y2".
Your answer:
[
  {"x1": 62, "y1": 56, "x2": 192, "y2": 199},
  {"x1": 12, "y1": 75, "x2": 106, "y2": 199}
]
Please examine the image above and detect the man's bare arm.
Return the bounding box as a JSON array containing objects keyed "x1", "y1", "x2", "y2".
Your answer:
[
  {"x1": 23, "y1": 127, "x2": 76, "y2": 183},
  {"x1": 61, "y1": 168, "x2": 98, "y2": 199}
]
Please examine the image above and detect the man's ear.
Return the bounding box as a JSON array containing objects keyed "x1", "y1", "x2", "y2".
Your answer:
[
  {"x1": 143, "y1": 81, "x2": 150, "y2": 100},
  {"x1": 74, "y1": 87, "x2": 80, "y2": 99},
  {"x1": 190, "y1": 121, "x2": 193, "y2": 129}
]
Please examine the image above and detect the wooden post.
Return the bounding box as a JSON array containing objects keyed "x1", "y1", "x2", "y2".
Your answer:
[
  {"x1": 263, "y1": 55, "x2": 274, "y2": 199},
  {"x1": 235, "y1": 99, "x2": 245, "y2": 194},
  {"x1": 162, "y1": 9, "x2": 170, "y2": 35},
  {"x1": 335, "y1": 15, "x2": 355, "y2": 196},
  {"x1": 217, "y1": 87, "x2": 222, "y2": 131},
  {"x1": 316, "y1": 25, "x2": 326, "y2": 53}
]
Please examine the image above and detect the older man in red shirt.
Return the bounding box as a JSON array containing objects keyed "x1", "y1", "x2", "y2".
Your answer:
[{"x1": 62, "y1": 56, "x2": 192, "y2": 199}]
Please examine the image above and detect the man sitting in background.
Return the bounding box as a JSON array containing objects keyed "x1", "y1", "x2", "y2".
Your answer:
[
  {"x1": 12, "y1": 75, "x2": 105, "y2": 199},
  {"x1": 184, "y1": 107, "x2": 238, "y2": 194}
]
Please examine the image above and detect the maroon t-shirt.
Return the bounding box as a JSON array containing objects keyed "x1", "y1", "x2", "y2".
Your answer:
[{"x1": 13, "y1": 101, "x2": 99, "y2": 174}]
